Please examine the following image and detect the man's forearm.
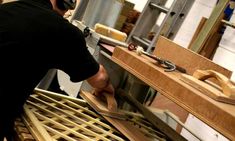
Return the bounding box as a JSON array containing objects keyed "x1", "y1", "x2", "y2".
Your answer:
[
  {"x1": 86, "y1": 65, "x2": 111, "y2": 89},
  {"x1": 87, "y1": 64, "x2": 117, "y2": 111}
]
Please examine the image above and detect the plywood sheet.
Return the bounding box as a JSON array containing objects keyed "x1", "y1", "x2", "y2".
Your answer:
[
  {"x1": 153, "y1": 36, "x2": 232, "y2": 77},
  {"x1": 112, "y1": 46, "x2": 235, "y2": 140}
]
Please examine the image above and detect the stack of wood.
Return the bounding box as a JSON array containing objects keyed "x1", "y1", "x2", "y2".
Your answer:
[
  {"x1": 121, "y1": 9, "x2": 141, "y2": 36},
  {"x1": 114, "y1": 1, "x2": 141, "y2": 36},
  {"x1": 114, "y1": 1, "x2": 134, "y2": 31}
]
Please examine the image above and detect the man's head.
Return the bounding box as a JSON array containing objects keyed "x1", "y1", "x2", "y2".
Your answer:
[{"x1": 50, "y1": 0, "x2": 76, "y2": 16}]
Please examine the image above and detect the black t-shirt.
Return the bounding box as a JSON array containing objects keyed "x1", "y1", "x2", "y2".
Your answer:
[{"x1": 0, "y1": 0, "x2": 99, "y2": 118}]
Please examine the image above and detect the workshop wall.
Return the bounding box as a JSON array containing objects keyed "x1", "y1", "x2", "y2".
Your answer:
[{"x1": 174, "y1": 0, "x2": 235, "y2": 82}]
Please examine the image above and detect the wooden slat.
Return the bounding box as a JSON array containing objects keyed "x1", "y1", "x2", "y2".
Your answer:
[
  {"x1": 153, "y1": 36, "x2": 232, "y2": 77},
  {"x1": 43, "y1": 126, "x2": 77, "y2": 141},
  {"x1": 188, "y1": 17, "x2": 223, "y2": 59},
  {"x1": 23, "y1": 106, "x2": 53, "y2": 141},
  {"x1": 112, "y1": 46, "x2": 235, "y2": 140},
  {"x1": 188, "y1": 17, "x2": 207, "y2": 50}
]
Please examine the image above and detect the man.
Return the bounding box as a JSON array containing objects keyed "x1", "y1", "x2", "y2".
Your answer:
[{"x1": 0, "y1": 0, "x2": 117, "y2": 140}]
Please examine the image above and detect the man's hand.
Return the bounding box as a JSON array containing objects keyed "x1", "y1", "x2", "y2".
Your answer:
[
  {"x1": 93, "y1": 83, "x2": 117, "y2": 111},
  {"x1": 87, "y1": 65, "x2": 118, "y2": 111}
]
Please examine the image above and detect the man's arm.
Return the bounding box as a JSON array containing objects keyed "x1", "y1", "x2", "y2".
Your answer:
[{"x1": 86, "y1": 65, "x2": 117, "y2": 111}]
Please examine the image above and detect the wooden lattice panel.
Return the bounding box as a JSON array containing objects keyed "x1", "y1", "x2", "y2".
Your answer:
[
  {"x1": 21, "y1": 89, "x2": 168, "y2": 141},
  {"x1": 23, "y1": 91, "x2": 127, "y2": 141}
]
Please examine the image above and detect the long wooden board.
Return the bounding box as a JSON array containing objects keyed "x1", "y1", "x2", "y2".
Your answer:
[
  {"x1": 112, "y1": 46, "x2": 235, "y2": 140},
  {"x1": 188, "y1": 17, "x2": 223, "y2": 59},
  {"x1": 153, "y1": 36, "x2": 232, "y2": 77}
]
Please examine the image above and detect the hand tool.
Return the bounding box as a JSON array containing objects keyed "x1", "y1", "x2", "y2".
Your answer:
[
  {"x1": 116, "y1": 89, "x2": 187, "y2": 141},
  {"x1": 128, "y1": 43, "x2": 187, "y2": 73}
]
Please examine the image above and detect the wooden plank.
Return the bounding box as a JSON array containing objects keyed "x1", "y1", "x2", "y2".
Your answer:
[
  {"x1": 189, "y1": 0, "x2": 229, "y2": 53},
  {"x1": 198, "y1": 33, "x2": 222, "y2": 59},
  {"x1": 111, "y1": 46, "x2": 235, "y2": 140},
  {"x1": 188, "y1": 17, "x2": 208, "y2": 50},
  {"x1": 188, "y1": 17, "x2": 223, "y2": 59},
  {"x1": 153, "y1": 36, "x2": 232, "y2": 77},
  {"x1": 80, "y1": 91, "x2": 166, "y2": 141}
]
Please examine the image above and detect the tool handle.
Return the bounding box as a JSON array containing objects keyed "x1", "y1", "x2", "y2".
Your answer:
[{"x1": 193, "y1": 70, "x2": 235, "y2": 98}]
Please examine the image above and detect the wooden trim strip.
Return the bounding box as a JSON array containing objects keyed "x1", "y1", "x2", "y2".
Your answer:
[{"x1": 43, "y1": 125, "x2": 77, "y2": 141}]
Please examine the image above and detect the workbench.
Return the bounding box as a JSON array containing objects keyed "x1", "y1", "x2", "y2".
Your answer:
[{"x1": 111, "y1": 44, "x2": 235, "y2": 140}]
